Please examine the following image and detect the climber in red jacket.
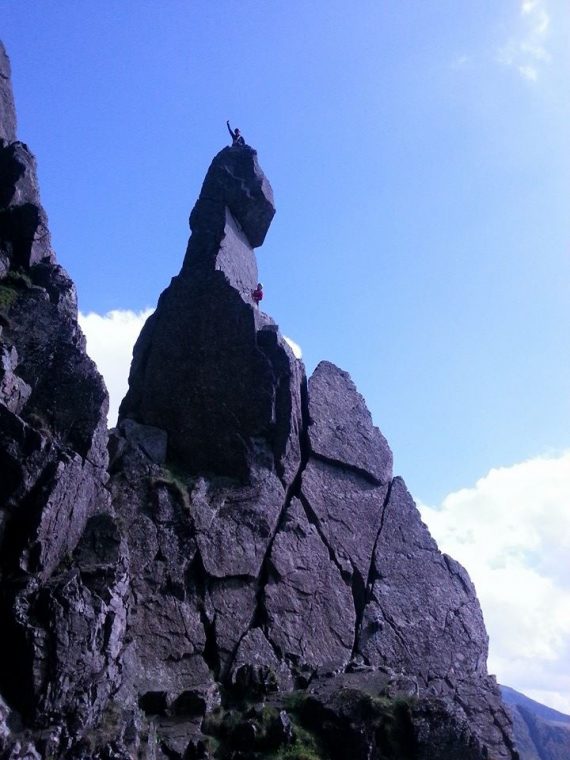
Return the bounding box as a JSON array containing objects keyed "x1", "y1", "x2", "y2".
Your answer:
[{"x1": 252, "y1": 283, "x2": 263, "y2": 307}]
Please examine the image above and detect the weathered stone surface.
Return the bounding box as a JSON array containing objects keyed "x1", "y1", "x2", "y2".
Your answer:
[
  {"x1": 101, "y1": 437, "x2": 220, "y2": 732},
  {"x1": 120, "y1": 271, "x2": 273, "y2": 478},
  {"x1": 196, "y1": 206, "x2": 260, "y2": 302},
  {"x1": 153, "y1": 718, "x2": 207, "y2": 760},
  {"x1": 357, "y1": 476, "x2": 487, "y2": 683},
  {"x1": 193, "y1": 146, "x2": 275, "y2": 249},
  {"x1": 0, "y1": 334, "x2": 107, "y2": 576},
  {"x1": 0, "y1": 46, "x2": 51, "y2": 278},
  {"x1": 300, "y1": 457, "x2": 389, "y2": 587},
  {"x1": 257, "y1": 323, "x2": 304, "y2": 487},
  {"x1": 0, "y1": 42, "x2": 16, "y2": 144},
  {"x1": 264, "y1": 498, "x2": 355, "y2": 671},
  {"x1": 190, "y1": 467, "x2": 284, "y2": 578},
  {"x1": 129, "y1": 595, "x2": 209, "y2": 692},
  {"x1": 0, "y1": 44, "x2": 111, "y2": 744},
  {"x1": 0, "y1": 512, "x2": 126, "y2": 747},
  {"x1": 207, "y1": 579, "x2": 258, "y2": 676},
  {"x1": 410, "y1": 698, "x2": 488, "y2": 760},
  {"x1": 285, "y1": 671, "x2": 488, "y2": 760},
  {"x1": 0, "y1": 406, "x2": 112, "y2": 719},
  {"x1": 230, "y1": 628, "x2": 293, "y2": 693},
  {"x1": 39, "y1": 514, "x2": 129, "y2": 721},
  {"x1": 0, "y1": 343, "x2": 31, "y2": 414},
  {"x1": 117, "y1": 418, "x2": 167, "y2": 464},
  {"x1": 0, "y1": 251, "x2": 8, "y2": 278},
  {"x1": 449, "y1": 677, "x2": 519, "y2": 760},
  {"x1": 356, "y1": 476, "x2": 517, "y2": 758},
  {"x1": 6, "y1": 273, "x2": 108, "y2": 466},
  {"x1": 119, "y1": 146, "x2": 302, "y2": 484},
  {"x1": 0, "y1": 142, "x2": 54, "y2": 268},
  {"x1": 308, "y1": 360, "x2": 393, "y2": 483}
]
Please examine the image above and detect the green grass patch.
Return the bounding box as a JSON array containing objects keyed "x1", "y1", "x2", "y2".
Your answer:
[
  {"x1": 0, "y1": 284, "x2": 18, "y2": 311},
  {"x1": 150, "y1": 463, "x2": 193, "y2": 510},
  {"x1": 0, "y1": 268, "x2": 33, "y2": 313},
  {"x1": 283, "y1": 691, "x2": 310, "y2": 713},
  {"x1": 6, "y1": 269, "x2": 32, "y2": 288},
  {"x1": 274, "y1": 723, "x2": 325, "y2": 760}
]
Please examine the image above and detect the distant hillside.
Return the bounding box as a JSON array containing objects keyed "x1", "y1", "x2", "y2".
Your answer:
[{"x1": 501, "y1": 686, "x2": 570, "y2": 760}]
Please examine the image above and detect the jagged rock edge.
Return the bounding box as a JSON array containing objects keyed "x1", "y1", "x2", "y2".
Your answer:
[{"x1": 222, "y1": 376, "x2": 311, "y2": 679}]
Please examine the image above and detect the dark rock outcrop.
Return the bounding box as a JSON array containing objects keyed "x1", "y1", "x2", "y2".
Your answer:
[
  {"x1": 0, "y1": 44, "x2": 16, "y2": 145},
  {"x1": 0, "y1": 41, "x2": 518, "y2": 760},
  {"x1": 0, "y1": 40, "x2": 110, "y2": 754},
  {"x1": 118, "y1": 145, "x2": 302, "y2": 485},
  {"x1": 358, "y1": 476, "x2": 488, "y2": 681},
  {"x1": 198, "y1": 671, "x2": 503, "y2": 760},
  {"x1": 307, "y1": 360, "x2": 393, "y2": 483},
  {"x1": 264, "y1": 497, "x2": 356, "y2": 670}
]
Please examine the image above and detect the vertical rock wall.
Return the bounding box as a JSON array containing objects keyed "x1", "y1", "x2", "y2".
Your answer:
[
  {"x1": 119, "y1": 146, "x2": 303, "y2": 486},
  {"x1": 110, "y1": 144, "x2": 516, "y2": 758},
  {"x1": 0, "y1": 40, "x2": 114, "y2": 752}
]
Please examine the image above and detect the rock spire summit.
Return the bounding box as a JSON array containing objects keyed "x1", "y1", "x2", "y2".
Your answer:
[
  {"x1": 119, "y1": 145, "x2": 302, "y2": 483},
  {"x1": 110, "y1": 140, "x2": 516, "y2": 758}
]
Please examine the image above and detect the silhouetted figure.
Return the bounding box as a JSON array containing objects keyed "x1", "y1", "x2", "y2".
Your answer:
[{"x1": 227, "y1": 120, "x2": 245, "y2": 147}]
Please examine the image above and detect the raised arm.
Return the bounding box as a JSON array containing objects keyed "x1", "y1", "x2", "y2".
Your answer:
[{"x1": 226, "y1": 120, "x2": 235, "y2": 139}]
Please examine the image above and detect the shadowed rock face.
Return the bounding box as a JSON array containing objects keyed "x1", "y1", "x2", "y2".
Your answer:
[
  {"x1": 0, "y1": 40, "x2": 110, "y2": 743},
  {"x1": 0, "y1": 43, "x2": 17, "y2": 144},
  {"x1": 0, "y1": 43, "x2": 53, "y2": 275},
  {"x1": 307, "y1": 360, "x2": 393, "y2": 484},
  {"x1": 358, "y1": 476, "x2": 489, "y2": 683},
  {"x1": 0, "y1": 41, "x2": 518, "y2": 760},
  {"x1": 119, "y1": 145, "x2": 301, "y2": 483}
]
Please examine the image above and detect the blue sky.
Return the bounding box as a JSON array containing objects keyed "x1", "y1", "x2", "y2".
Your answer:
[{"x1": 3, "y1": 1, "x2": 570, "y2": 710}]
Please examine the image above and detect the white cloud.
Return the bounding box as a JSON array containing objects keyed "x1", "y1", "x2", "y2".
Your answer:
[
  {"x1": 284, "y1": 335, "x2": 303, "y2": 359},
  {"x1": 420, "y1": 451, "x2": 570, "y2": 714},
  {"x1": 498, "y1": 0, "x2": 552, "y2": 81},
  {"x1": 518, "y1": 64, "x2": 538, "y2": 81},
  {"x1": 79, "y1": 308, "x2": 154, "y2": 427},
  {"x1": 451, "y1": 54, "x2": 470, "y2": 70},
  {"x1": 522, "y1": 0, "x2": 550, "y2": 34}
]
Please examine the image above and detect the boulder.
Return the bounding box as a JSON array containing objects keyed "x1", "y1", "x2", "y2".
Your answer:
[{"x1": 308, "y1": 360, "x2": 393, "y2": 483}]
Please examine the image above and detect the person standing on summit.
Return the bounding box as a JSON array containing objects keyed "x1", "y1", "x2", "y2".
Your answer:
[{"x1": 227, "y1": 120, "x2": 245, "y2": 147}]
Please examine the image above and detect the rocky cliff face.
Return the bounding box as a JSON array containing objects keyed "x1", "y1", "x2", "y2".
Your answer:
[
  {"x1": 0, "y1": 42, "x2": 518, "y2": 760},
  {"x1": 0, "y1": 39, "x2": 111, "y2": 754}
]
